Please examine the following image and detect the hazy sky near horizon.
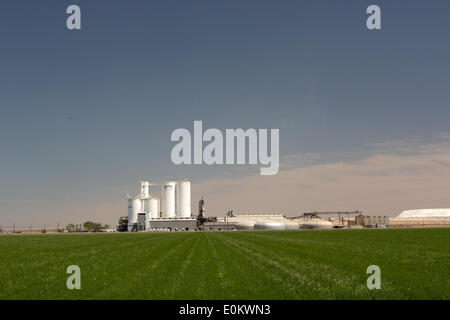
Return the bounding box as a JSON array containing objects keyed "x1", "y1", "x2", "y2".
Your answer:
[{"x1": 1, "y1": 1, "x2": 450, "y2": 227}]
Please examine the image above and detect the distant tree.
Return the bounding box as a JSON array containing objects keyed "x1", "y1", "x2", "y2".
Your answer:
[
  {"x1": 83, "y1": 221, "x2": 94, "y2": 231},
  {"x1": 66, "y1": 224, "x2": 76, "y2": 232},
  {"x1": 83, "y1": 221, "x2": 103, "y2": 231},
  {"x1": 103, "y1": 224, "x2": 110, "y2": 229}
]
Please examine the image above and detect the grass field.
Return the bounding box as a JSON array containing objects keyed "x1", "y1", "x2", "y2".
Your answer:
[{"x1": 0, "y1": 228, "x2": 449, "y2": 299}]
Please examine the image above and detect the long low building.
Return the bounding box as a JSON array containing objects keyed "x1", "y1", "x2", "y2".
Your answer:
[
  {"x1": 389, "y1": 208, "x2": 450, "y2": 228},
  {"x1": 225, "y1": 214, "x2": 333, "y2": 230},
  {"x1": 397, "y1": 208, "x2": 450, "y2": 218},
  {"x1": 147, "y1": 219, "x2": 198, "y2": 231}
]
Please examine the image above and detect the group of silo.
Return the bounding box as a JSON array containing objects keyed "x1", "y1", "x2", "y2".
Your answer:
[
  {"x1": 127, "y1": 181, "x2": 161, "y2": 231},
  {"x1": 160, "y1": 180, "x2": 191, "y2": 219},
  {"x1": 127, "y1": 180, "x2": 191, "y2": 231}
]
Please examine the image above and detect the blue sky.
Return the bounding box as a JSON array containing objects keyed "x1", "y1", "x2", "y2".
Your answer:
[{"x1": 1, "y1": 1, "x2": 450, "y2": 226}]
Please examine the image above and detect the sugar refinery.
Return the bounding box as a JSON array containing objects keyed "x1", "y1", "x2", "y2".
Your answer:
[
  {"x1": 127, "y1": 180, "x2": 197, "y2": 232},
  {"x1": 124, "y1": 179, "x2": 450, "y2": 232}
]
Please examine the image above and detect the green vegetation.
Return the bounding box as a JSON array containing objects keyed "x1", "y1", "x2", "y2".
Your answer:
[{"x1": 0, "y1": 229, "x2": 448, "y2": 299}]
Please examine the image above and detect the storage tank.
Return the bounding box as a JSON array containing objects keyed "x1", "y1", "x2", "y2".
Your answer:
[
  {"x1": 161, "y1": 181, "x2": 176, "y2": 218},
  {"x1": 149, "y1": 197, "x2": 159, "y2": 219},
  {"x1": 284, "y1": 221, "x2": 300, "y2": 230},
  {"x1": 144, "y1": 198, "x2": 150, "y2": 213},
  {"x1": 235, "y1": 220, "x2": 256, "y2": 230},
  {"x1": 145, "y1": 212, "x2": 150, "y2": 230},
  {"x1": 177, "y1": 180, "x2": 191, "y2": 218},
  {"x1": 302, "y1": 219, "x2": 333, "y2": 230},
  {"x1": 254, "y1": 221, "x2": 286, "y2": 230},
  {"x1": 128, "y1": 197, "x2": 141, "y2": 224},
  {"x1": 139, "y1": 180, "x2": 150, "y2": 198}
]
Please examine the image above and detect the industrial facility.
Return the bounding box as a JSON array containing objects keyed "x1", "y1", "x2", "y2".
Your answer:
[
  {"x1": 127, "y1": 180, "x2": 196, "y2": 232},
  {"x1": 124, "y1": 179, "x2": 450, "y2": 232}
]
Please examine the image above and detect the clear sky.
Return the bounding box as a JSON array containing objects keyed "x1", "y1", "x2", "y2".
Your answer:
[{"x1": 1, "y1": 1, "x2": 450, "y2": 227}]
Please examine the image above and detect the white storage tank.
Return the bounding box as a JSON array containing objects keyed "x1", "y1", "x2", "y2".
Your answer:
[
  {"x1": 149, "y1": 197, "x2": 159, "y2": 219},
  {"x1": 177, "y1": 180, "x2": 191, "y2": 218},
  {"x1": 139, "y1": 180, "x2": 150, "y2": 198},
  {"x1": 161, "y1": 181, "x2": 176, "y2": 218},
  {"x1": 302, "y1": 219, "x2": 333, "y2": 230},
  {"x1": 235, "y1": 220, "x2": 256, "y2": 230},
  {"x1": 128, "y1": 197, "x2": 140, "y2": 224},
  {"x1": 145, "y1": 212, "x2": 150, "y2": 230},
  {"x1": 254, "y1": 221, "x2": 286, "y2": 230},
  {"x1": 144, "y1": 198, "x2": 150, "y2": 213},
  {"x1": 284, "y1": 221, "x2": 299, "y2": 230}
]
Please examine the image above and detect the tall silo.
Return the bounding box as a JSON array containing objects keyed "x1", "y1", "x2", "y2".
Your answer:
[
  {"x1": 161, "y1": 181, "x2": 176, "y2": 218},
  {"x1": 145, "y1": 212, "x2": 150, "y2": 230},
  {"x1": 139, "y1": 180, "x2": 150, "y2": 198},
  {"x1": 144, "y1": 198, "x2": 150, "y2": 214},
  {"x1": 177, "y1": 180, "x2": 191, "y2": 218},
  {"x1": 157, "y1": 198, "x2": 160, "y2": 218},
  {"x1": 127, "y1": 197, "x2": 141, "y2": 231},
  {"x1": 149, "y1": 197, "x2": 159, "y2": 219}
]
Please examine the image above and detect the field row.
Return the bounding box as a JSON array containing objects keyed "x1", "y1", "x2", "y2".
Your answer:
[{"x1": 0, "y1": 228, "x2": 448, "y2": 299}]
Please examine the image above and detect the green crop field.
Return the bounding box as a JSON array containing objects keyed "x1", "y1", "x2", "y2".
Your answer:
[{"x1": 0, "y1": 228, "x2": 449, "y2": 300}]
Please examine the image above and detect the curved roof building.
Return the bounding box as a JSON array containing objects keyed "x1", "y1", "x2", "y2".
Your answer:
[{"x1": 398, "y1": 208, "x2": 450, "y2": 218}]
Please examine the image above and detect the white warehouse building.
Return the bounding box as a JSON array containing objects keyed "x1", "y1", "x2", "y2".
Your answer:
[
  {"x1": 127, "y1": 179, "x2": 196, "y2": 232},
  {"x1": 397, "y1": 208, "x2": 450, "y2": 218}
]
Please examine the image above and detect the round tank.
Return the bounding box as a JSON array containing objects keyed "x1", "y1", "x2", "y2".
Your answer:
[
  {"x1": 157, "y1": 198, "x2": 160, "y2": 218},
  {"x1": 254, "y1": 221, "x2": 285, "y2": 230},
  {"x1": 161, "y1": 181, "x2": 176, "y2": 218},
  {"x1": 149, "y1": 197, "x2": 159, "y2": 219},
  {"x1": 284, "y1": 221, "x2": 299, "y2": 230},
  {"x1": 302, "y1": 219, "x2": 333, "y2": 230},
  {"x1": 144, "y1": 198, "x2": 150, "y2": 213},
  {"x1": 235, "y1": 220, "x2": 255, "y2": 230},
  {"x1": 127, "y1": 197, "x2": 141, "y2": 224},
  {"x1": 177, "y1": 180, "x2": 191, "y2": 218},
  {"x1": 139, "y1": 181, "x2": 150, "y2": 198}
]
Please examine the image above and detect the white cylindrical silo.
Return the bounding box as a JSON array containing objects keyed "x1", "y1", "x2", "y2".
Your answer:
[
  {"x1": 144, "y1": 199, "x2": 150, "y2": 213},
  {"x1": 128, "y1": 197, "x2": 141, "y2": 224},
  {"x1": 157, "y1": 198, "x2": 160, "y2": 218},
  {"x1": 145, "y1": 212, "x2": 150, "y2": 230},
  {"x1": 149, "y1": 197, "x2": 159, "y2": 219},
  {"x1": 161, "y1": 181, "x2": 176, "y2": 218},
  {"x1": 139, "y1": 180, "x2": 150, "y2": 198},
  {"x1": 177, "y1": 180, "x2": 191, "y2": 218}
]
